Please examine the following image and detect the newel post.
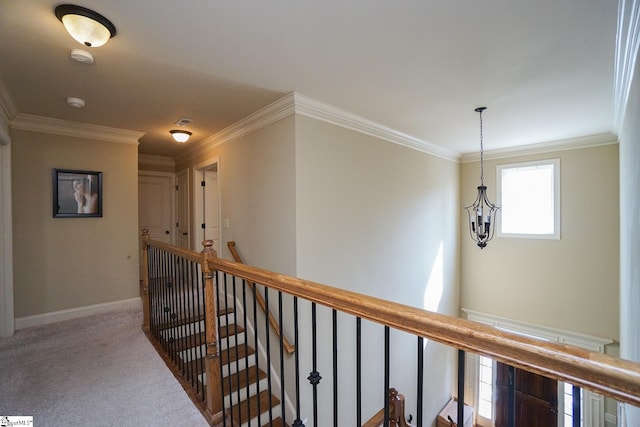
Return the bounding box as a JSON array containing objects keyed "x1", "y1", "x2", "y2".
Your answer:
[
  {"x1": 141, "y1": 229, "x2": 150, "y2": 332},
  {"x1": 202, "y1": 239, "x2": 223, "y2": 416}
]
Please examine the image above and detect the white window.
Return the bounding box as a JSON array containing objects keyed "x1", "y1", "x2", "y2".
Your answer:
[
  {"x1": 497, "y1": 159, "x2": 560, "y2": 239},
  {"x1": 477, "y1": 355, "x2": 494, "y2": 422}
]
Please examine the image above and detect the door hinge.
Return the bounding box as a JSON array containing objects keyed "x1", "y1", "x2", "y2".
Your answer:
[
  {"x1": 176, "y1": 222, "x2": 179, "y2": 227},
  {"x1": 201, "y1": 181, "x2": 205, "y2": 187},
  {"x1": 201, "y1": 223, "x2": 205, "y2": 229},
  {"x1": 175, "y1": 185, "x2": 178, "y2": 191}
]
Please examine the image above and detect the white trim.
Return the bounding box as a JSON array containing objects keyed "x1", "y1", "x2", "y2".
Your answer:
[
  {"x1": 463, "y1": 309, "x2": 614, "y2": 427},
  {"x1": 138, "y1": 153, "x2": 176, "y2": 168},
  {"x1": 15, "y1": 297, "x2": 142, "y2": 330},
  {"x1": 462, "y1": 309, "x2": 615, "y2": 351},
  {"x1": 0, "y1": 141, "x2": 14, "y2": 337},
  {"x1": 460, "y1": 133, "x2": 618, "y2": 163},
  {"x1": 10, "y1": 113, "x2": 144, "y2": 145},
  {"x1": 614, "y1": 0, "x2": 640, "y2": 131},
  {"x1": 178, "y1": 92, "x2": 460, "y2": 164},
  {"x1": 496, "y1": 158, "x2": 561, "y2": 240},
  {"x1": 293, "y1": 92, "x2": 459, "y2": 162}
]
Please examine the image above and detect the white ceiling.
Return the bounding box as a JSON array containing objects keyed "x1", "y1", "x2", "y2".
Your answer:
[{"x1": 0, "y1": 1, "x2": 619, "y2": 158}]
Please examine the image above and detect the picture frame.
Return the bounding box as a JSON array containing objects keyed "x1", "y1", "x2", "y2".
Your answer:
[{"x1": 52, "y1": 169, "x2": 103, "y2": 218}]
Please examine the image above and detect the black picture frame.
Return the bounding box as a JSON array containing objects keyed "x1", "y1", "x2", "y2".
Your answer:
[{"x1": 52, "y1": 169, "x2": 103, "y2": 218}]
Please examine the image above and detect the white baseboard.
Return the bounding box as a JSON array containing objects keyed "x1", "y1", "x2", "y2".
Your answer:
[{"x1": 15, "y1": 297, "x2": 142, "y2": 330}]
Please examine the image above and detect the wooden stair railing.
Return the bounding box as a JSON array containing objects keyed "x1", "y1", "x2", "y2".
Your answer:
[
  {"x1": 143, "y1": 232, "x2": 640, "y2": 426},
  {"x1": 362, "y1": 388, "x2": 412, "y2": 427},
  {"x1": 227, "y1": 241, "x2": 295, "y2": 355}
]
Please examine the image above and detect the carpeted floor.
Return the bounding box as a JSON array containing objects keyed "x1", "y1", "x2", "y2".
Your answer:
[{"x1": 0, "y1": 307, "x2": 210, "y2": 427}]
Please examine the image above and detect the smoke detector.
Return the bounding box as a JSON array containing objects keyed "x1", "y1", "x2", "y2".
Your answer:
[
  {"x1": 67, "y1": 97, "x2": 86, "y2": 108},
  {"x1": 70, "y1": 49, "x2": 94, "y2": 64}
]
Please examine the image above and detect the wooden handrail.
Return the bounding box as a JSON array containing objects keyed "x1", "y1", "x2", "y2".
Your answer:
[
  {"x1": 227, "y1": 241, "x2": 295, "y2": 355},
  {"x1": 208, "y1": 255, "x2": 640, "y2": 407},
  {"x1": 142, "y1": 235, "x2": 640, "y2": 407}
]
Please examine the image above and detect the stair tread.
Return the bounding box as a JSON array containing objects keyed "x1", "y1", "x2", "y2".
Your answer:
[
  {"x1": 230, "y1": 390, "x2": 280, "y2": 426},
  {"x1": 155, "y1": 313, "x2": 205, "y2": 330},
  {"x1": 223, "y1": 365, "x2": 267, "y2": 395},
  {"x1": 221, "y1": 343, "x2": 255, "y2": 365},
  {"x1": 219, "y1": 323, "x2": 244, "y2": 339},
  {"x1": 168, "y1": 331, "x2": 206, "y2": 352},
  {"x1": 264, "y1": 418, "x2": 289, "y2": 427}
]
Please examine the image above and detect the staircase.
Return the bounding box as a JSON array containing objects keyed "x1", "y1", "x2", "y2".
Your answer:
[{"x1": 157, "y1": 302, "x2": 289, "y2": 427}]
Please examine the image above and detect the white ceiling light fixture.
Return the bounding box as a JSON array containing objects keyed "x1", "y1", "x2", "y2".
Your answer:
[
  {"x1": 170, "y1": 130, "x2": 192, "y2": 143},
  {"x1": 54, "y1": 4, "x2": 116, "y2": 48},
  {"x1": 67, "y1": 97, "x2": 86, "y2": 108},
  {"x1": 70, "y1": 48, "x2": 94, "y2": 64}
]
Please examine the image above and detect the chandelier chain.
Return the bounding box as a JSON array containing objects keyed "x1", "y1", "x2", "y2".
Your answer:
[{"x1": 479, "y1": 109, "x2": 485, "y2": 186}]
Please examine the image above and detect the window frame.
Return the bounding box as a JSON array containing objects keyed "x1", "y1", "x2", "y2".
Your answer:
[{"x1": 496, "y1": 158, "x2": 561, "y2": 240}]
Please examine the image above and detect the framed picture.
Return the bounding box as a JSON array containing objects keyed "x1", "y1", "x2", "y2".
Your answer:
[{"x1": 52, "y1": 169, "x2": 103, "y2": 218}]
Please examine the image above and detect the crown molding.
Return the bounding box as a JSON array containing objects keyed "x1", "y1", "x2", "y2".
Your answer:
[
  {"x1": 10, "y1": 114, "x2": 144, "y2": 145},
  {"x1": 138, "y1": 153, "x2": 176, "y2": 168},
  {"x1": 178, "y1": 91, "x2": 460, "y2": 164},
  {"x1": 177, "y1": 93, "x2": 296, "y2": 163},
  {"x1": 292, "y1": 93, "x2": 459, "y2": 162},
  {"x1": 459, "y1": 133, "x2": 618, "y2": 163},
  {"x1": 614, "y1": 0, "x2": 640, "y2": 131}
]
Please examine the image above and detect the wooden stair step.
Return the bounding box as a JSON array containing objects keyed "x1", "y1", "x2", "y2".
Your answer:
[
  {"x1": 220, "y1": 323, "x2": 244, "y2": 339},
  {"x1": 169, "y1": 331, "x2": 206, "y2": 352},
  {"x1": 223, "y1": 365, "x2": 267, "y2": 395},
  {"x1": 155, "y1": 313, "x2": 204, "y2": 330},
  {"x1": 221, "y1": 344, "x2": 255, "y2": 365},
  {"x1": 264, "y1": 418, "x2": 289, "y2": 427},
  {"x1": 229, "y1": 390, "x2": 280, "y2": 426}
]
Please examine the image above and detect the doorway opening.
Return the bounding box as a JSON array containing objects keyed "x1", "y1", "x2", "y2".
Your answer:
[{"x1": 193, "y1": 158, "x2": 221, "y2": 256}]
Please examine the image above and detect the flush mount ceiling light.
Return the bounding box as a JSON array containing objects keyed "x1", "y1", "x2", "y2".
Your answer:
[
  {"x1": 170, "y1": 130, "x2": 192, "y2": 143},
  {"x1": 464, "y1": 107, "x2": 501, "y2": 249},
  {"x1": 55, "y1": 4, "x2": 116, "y2": 47}
]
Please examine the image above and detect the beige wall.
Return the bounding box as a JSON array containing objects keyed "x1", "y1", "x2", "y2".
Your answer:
[
  {"x1": 460, "y1": 143, "x2": 619, "y2": 340},
  {"x1": 11, "y1": 130, "x2": 140, "y2": 317},
  {"x1": 177, "y1": 115, "x2": 297, "y2": 275},
  {"x1": 294, "y1": 115, "x2": 461, "y2": 425}
]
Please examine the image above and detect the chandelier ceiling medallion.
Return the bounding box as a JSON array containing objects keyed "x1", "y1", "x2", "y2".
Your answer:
[{"x1": 464, "y1": 107, "x2": 501, "y2": 249}]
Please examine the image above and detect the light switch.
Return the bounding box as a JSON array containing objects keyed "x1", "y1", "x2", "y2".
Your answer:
[{"x1": 224, "y1": 218, "x2": 230, "y2": 228}]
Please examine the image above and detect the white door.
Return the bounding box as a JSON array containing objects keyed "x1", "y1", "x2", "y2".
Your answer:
[
  {"x1": 193, "y1": 161, "x2": 220, "y2": 255},
  {"x1": 176, "y1": 169, "x2": 190, "y2": 249},
  {"x1": 138, "y1": 173, "x2": 174, "y2": 244}
]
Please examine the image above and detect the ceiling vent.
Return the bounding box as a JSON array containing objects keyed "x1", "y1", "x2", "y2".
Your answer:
[{"x1": 175, "y1": 117, "x2": 193, "y2": 127}]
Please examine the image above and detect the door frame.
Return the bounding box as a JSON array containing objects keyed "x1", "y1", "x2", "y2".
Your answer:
[
  {"x1": 138, "y1": 170, "x2": 176, "y2": 245},
  {"x1": 463, "y1": 309, "x2": 613, "y2": 427},
  {"x1": 193, "y1": 157, "x2": 221, "y2": 256}
]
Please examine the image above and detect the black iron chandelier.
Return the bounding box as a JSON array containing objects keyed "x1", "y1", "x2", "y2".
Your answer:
[{"x1": 464, "y1": 107, "x2": 500, "y2": 249}]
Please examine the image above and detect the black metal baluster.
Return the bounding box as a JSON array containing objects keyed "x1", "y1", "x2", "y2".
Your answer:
[
  {"x1": 196, "y1": 262, "x2": 206, "y2": 401},
  {"x1": 222, "y1": 274, "x2": 236, "y2": 424},
  {"x1": 384, "y1": 326, "x2": 390, "y2": 427},
  {"x1": 264, "y1": 287, "x2": 274, "y2": 424},
  {"x1": 231, "y1": 277, "x2": 244, "y2": 423},
  {"x1": 309, "y1": 303, "x2": 320, "y2": 426},
  {"x1": 215, "y1": 270, "x2": 227, "y2": 427},
  {"x1": 333, "y1": 309, "x2": 338, "y2": 427},
  {"x1": 178, "y1": 257, "x2": 187, "y2": 379},
  {"x1": 457, "y1": 350, "x2": 465, "y2": 427},
  {"x1": 572, "y1": 385, "x2": 581, "y2": 427},
  {"x1": 356, "y1": 317, "x2": 362, "y2": 426},
  {"x1": 417, "y1": 337, "x2": 424, "y2": 427},
  {"x1": 242, "y1": 279, "x2": 252, "y2": 427},
  {"x1": 292, "y1": 297, "x2": 303, "y2": 427},
  {"x1": 507, "y1": 364, "x2": 516, "y2": 427},
  {"x1": 252, "y1": 283, "x2": 262, "y2": 425},
  {"x1": 168, "y1": 253, "x2": 177, "y2": 363},
  {"x1": 161, "y1": 250, "x2": 171, "y2": 354},
  {"x1": 278, "y1": 292, "x2": 286, "y2": 426},
  {"x1": 185, "y1": 259, "x2": 196, "y2": 391}
]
